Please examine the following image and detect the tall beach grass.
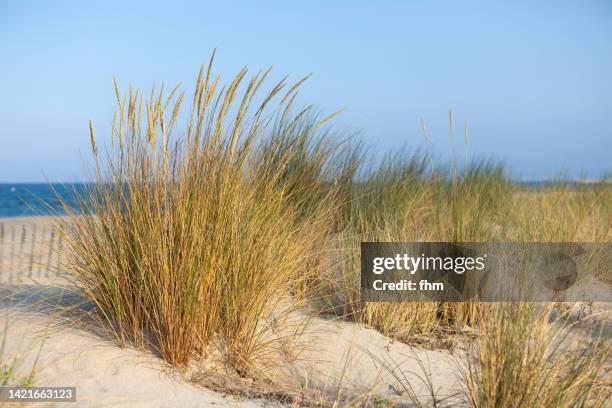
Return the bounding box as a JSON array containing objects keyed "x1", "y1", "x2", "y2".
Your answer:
[
  {"x1": 57, "y1": 53, "x2": 336, "y2": 371},
  {"x1": 53, "y1": 54, "x2": 611, "y2": 404}
]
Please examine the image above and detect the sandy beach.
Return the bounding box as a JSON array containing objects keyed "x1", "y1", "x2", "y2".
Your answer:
[
  {"x1": 3, "y1": 3, "x2": 612, "y2": 406},
  {"x1": 2, "y1": 215, "x2": 610, "y2": 407},
  {"x1": 0, "y1": 216, "x2": 467, "y2": 407}
]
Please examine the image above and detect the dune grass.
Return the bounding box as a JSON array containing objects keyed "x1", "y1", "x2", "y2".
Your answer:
[
  {"x1": 53, "y1": 54, "x2": 611, "y2": 404},
  {"x1": 57, "y1": 53, "x2": 336, "y2": 371},
  {"x1": 462, "y1": 303, "x2": 611, "y2": 408}
]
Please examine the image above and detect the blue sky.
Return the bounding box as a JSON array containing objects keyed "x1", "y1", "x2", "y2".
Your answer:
[{"x1": 1, "y1": 0, "x2": 611, "y2": 182}]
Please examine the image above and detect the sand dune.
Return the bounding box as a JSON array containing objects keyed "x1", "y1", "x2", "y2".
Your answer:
[
  {"x1": 0, "y1": 280, "x2": 463, "y2": 407},
  {"x1": 1, "y1": 216, "x2": 608, "y2": 407}
]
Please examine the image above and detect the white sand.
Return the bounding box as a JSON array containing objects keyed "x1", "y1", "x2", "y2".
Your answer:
[
  {"x1": 0, "y1": 282, "x2": 463, "y2": 407},
  {"x1": 0, "y1": 216, "x2": 464, "y2": 407},
  {"x1": 2, "y1": 306, "x2": 270, "y2": 407},
  {"x1": 1, "y1": 216, "x2": 607, "y2": 407}
]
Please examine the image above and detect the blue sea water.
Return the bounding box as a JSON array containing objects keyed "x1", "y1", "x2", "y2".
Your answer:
[{"x1": 0, "y1": 183, "x2": 90, "y2": 218}]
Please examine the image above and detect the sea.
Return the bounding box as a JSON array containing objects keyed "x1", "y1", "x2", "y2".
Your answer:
[{"x1": 0, "y1": 183, "x2": 91, "y2": 218}]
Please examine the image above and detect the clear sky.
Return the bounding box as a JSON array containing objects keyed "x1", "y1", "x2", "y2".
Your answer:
[{"x1": 1, "y1": 0, "x2": 611, "y2": 182}]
